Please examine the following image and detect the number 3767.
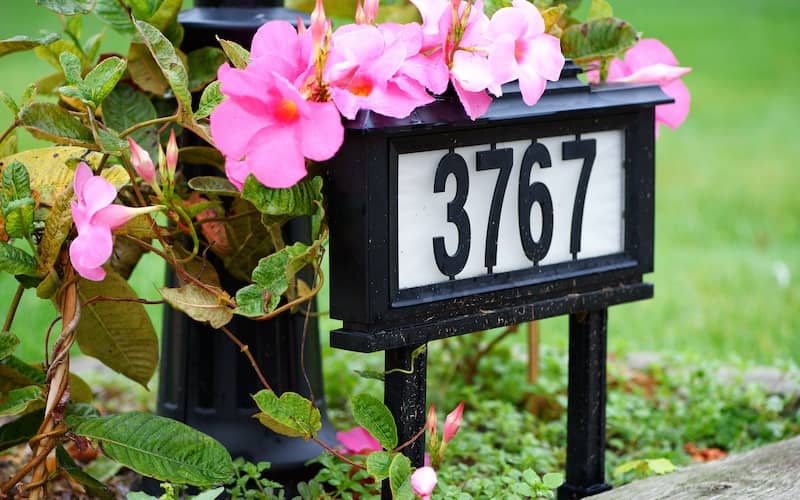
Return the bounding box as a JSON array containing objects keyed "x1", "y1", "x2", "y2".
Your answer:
[{"x1": 433, "y1": 137, "x2": 597, "y2": 279}]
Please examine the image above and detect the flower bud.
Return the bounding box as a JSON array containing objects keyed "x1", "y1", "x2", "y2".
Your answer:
[
  {"x1": 310, "y1": 0, "x2": 327, "y2": 47},
  {"x1": 128, "y1": 137, "x2": 156, "y2": 183},
  {"x1": 613, "y1": 63, "x2": 692, "y2": 86},
  {"x1": 355, "y1": 0, "x2": 367, "y2": 24},
  {"x1": 296, "y1": 15, "x2": 306, "y2": 35},
  {"x1": 443, "y1": 401, "x2": 464, "y2": 444},
  {"x1": 364, "y1": 0, "x2": 379, "y2": 23},
  {"x1": 411, "y1": 466, "x2": 438, "y2": 499},
  {"x1": 166, "y1": 129, "x2": 178, "y2": 179}
]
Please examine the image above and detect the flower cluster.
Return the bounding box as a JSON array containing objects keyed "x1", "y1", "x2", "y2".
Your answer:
[{"x1": 210, "y1": 0, "x2": 565, "y2": 190}]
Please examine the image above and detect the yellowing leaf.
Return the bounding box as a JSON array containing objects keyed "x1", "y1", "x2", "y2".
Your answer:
[
  {"x1": 75, "y1": 271, "x2": 158, "y2": 388},
  {"x1": 158, "y1": 283, "x2": 233, "y2": 329}
]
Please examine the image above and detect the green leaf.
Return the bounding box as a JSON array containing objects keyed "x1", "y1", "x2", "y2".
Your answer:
[
  {"x1": 146, "y1": 0, "x2": 182, "y2": 32},
  {"x1": 127, "y1": 42, "x2": 170, "y2": 96},
  {"x1": 75, "y1": 270, "x2": 159, "y2": 388},
  {"x1": 187, "y1": 47, "x2": 226, "y2": 92},
  {"x1": 614, "y1": 459, "x2": 646, "y2": 476},
  {"x1": 220, "y1": 198, "x2": 276, "y2": 282},
  {"x1": 0, "y1": 90, "x2": 18, "y2": 115},
  {"x1": 36, "y1": 0, "x2": 96, "y2": 15},
  {"x1": 96, "y1": 127, "x2": 127, "y2": 153},
  {"x1": 95, "y1": 0, "x2": 136, "y2": 34},
  {"x1": 216, "y1": 38, "x2": 250, "y2": 69},
  {"x1": 350, "y1": 393, "x2": 397, "y2": 450},
  {"x1": 0, "y1": 409, "x2": 42, "y2": 449},
  {"x1": 234, "y1": 242, "x2": 312, "y2": 316},
  {"x1": 59, "y1": 51, "x2": 83, "y2": 85},
  {"x1": 0, "y1": 33, "x2": 59, "y2": 58},
  {"x1": 134, "y1": 20, "x2": 192, "y2": 114},
  {"x1": 0, "y1": 355, "x2": 45, "y2": 393},
  {"x1": 187, "y1": 175, "x2": 239, "y2": 196},
  {"x1": 587, "y1": 0, "x2": 613, "y2": 20},
  {"x1": 71, "y1": 412, "x2": 235, "y2": 487},
  {"x1": 242, "y1": 175, "x2": 323, "y2": 225},
  {"x1": 195, "y1": 81, "x2": 223, "y2": 120},
  {"x1": 522, "y1": 468, "x2": 540, "y2": 485},
  {"x1": 0, "y1": 331, "x2": 19, "y2": 360},
  {"x1": 0, "y1": 242, "x2": 37, "y2": 276},
  {"x1": 56, "y1": 446, "x2": 114, "y2": 500},
  {"x1": 542, "y1": 472, "x2": 565, "y2": 489},
  {"x1": 193, "y1": 487, "x2": 225, "y2": 500},
  {"x1": 366, "y1": 451, "x2": 394, "y2": 481},
  {"x1": 647, "y1": 458, "x2": 677, "y2": 475},
  {"x1": 561, "y1": 17, "x2": 638, "y2": 66},
  {"x1": 66, "y1": 15, "x2": 83, "y2": 40},
  {"x1": 103, "y1": 83, "x2": 159, "y2": 158},
  {"x1": 0, "y1": 385, "x2": 44, "y2": 417},
  {"x1": 79, "y1": 56, "x2": 127, "y2": 105},
  {"x1": 128, "y1": 493, "x2": 159, "y2": 500},
  {"x1": 18, "y1": 102, "x2": 94, "y2": 147},
  {"x1": 1, "y1": 160, "x2": 35, "y2": 239},
  {"x1": 37, "y1": 187, "x2": 74, "y2": 274},
  {"x1": 128, "y1": 0, "x2": 163, "y2": 19},
  {"x1": 158, "y1": 283, "x2": 233, "y2": 329},
  {"x1": 388, "y1": 453, "x2": 413, "y2": 500},
  {"x1": 252, "y1": 390, "x2": 321, "y2": 439}
]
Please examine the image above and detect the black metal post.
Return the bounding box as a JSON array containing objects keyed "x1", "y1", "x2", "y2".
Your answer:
[
  {"x1": 153, "y1": 1, "x2": 333, "y2": 491},
  {"x1": 382, "y1": 344, "x2": 428, "y2": 499},
  {"x1": 559, "y1": 309, "x2": 612, "y2": 499}
]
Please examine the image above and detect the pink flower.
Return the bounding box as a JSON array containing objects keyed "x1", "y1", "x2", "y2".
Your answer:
[
  {"x1": 69, "y1": 162, "x2": 159, "y2": 281},
  {"x1": 487, "y1": 0, "x2": 564, "y2": 105},
  {"x1": 165, "y1": 129, "x2": 178, "y2": 180},
  {"x1": 211, "y1": 59, "x2": 343, "y2": 189},
  {"x1": 327, "y1": 23, "x2": 433, "y2": 119},
  {"x1": 128, "y1": 137, "x2": 156, "y2": 183},
  {"x1": 336, "y1": 426, "x2": 382, "y2": 454},
  {"x1": 411, "y1": 466, "x2": 438, "y2": 499},
  {"x1": 443, "y1": 401, "x2": 464, "y2": 443},
  {"x1": 591, "y1": 38, "x2": 691, "y2": 135}
]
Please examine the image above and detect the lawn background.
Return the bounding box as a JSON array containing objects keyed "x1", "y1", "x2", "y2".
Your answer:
[{"x1": 0, "y1": 0, "x2": 798, "y2": 364}]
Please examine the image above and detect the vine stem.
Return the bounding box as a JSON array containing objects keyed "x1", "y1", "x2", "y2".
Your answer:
[
  {"x1": 0, "y1": 120, "x2": 17, "y2": 147},
  {"x1": 219, "y1": 325, "x2": 271, "y2": 392},
  {"x1": 26, "y1": 267, "x2": 81, "y2": 500},
  {"x1": 118, "y1": 114, "x2": 175, "y2": 139},
  {"x1": 2, "y1": 283, "x2": 24, "y2": 332},
  {"x1": 312, "y1": 437, "x2": 366, "y2": 470},
  {"x1": 394, "y1": 424, "x2": 427, "y2": 454}
]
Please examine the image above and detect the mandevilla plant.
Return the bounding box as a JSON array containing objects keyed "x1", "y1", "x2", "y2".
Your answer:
[{"x1": 0, "y1": 0, "x2": 689, "y2": 498}]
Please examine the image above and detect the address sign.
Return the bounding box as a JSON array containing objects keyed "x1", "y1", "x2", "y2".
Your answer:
[{"x1": 327, "y1": 66, "x2": 670, "y2": 352}]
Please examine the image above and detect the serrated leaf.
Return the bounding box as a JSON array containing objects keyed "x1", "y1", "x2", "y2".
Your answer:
[
  {"x1": 195, "y1": 80, "x2": 223, "y2": 120},
  {"x1": 18, "y1": 102, "x2": 94, "y2": 147},
  {"x1": 0, "y1": 331, "x2": 20, "y2": 360},
  {"x1": 2, "y1": 159, "x2": 32, "y2": 199},
  {"x1": 0, "y1": 33, "x2": 60, "y2": 58},
  {"x1": 388, "y1": 453, "x2": 413, "y2": 500},
  {"x1": 75, "y1": 271, "x2": 159, "y2": 387},
  {"x1": 241, "y1": 175, "x2": 323, "y2": 225},
  {"x1": 188, "y1": 175, "x2": 238, "y2": 196},
  {"x1": 127, "y1": 42, "x2": 170, "y2": 96},
  {"x1": 37, "y1": 186, "x2": 73, "y2": 274},
  {"x1": 587, "y1": 0, "x2": 613, "y2": 20},
  {"x1": 71, "y1": 412, "x2": 234, "y2": 486},
  {"x1": 134, "y1": 20, "x2": 192, "y2": 114},
  {"x1": 542, "y1": 472, "x2": 565, "y2": 489},
  {"x1": 252, "y1": 390, "x2": 321, "y2": 439},
  {"x1": 0, "y1": 241, "x2": 38, "y2": 276},
  {"x1": 96, "y1": 127, "x2": 127, "y2": 153},
  {"x1": 103, "y1": 83, "x2": 159, "y2": 158},
  {"x1": 79, "y1": 56, "x2": 126, "y2": 105},
  {"x1": 158, "y1": 283, "x2": 233, "y2": 329},
  {"x1": 187, "y1": 47, "x2": 225, "y2": 92},
  {"x1": 0, "y1": 161, "x2": 35, "y2": 239},
  {"x1": 56, "y1": 446, "x2": 114, "y2": 500},
  {"x1": 351, "y1": 393, "x2": 397, "y2": 450},
  {"x1": 95, "y1": 0, "x2": 136, "y2": 34},
  {"x1": 561, "y1": 17, "x2": 638, "y2": 65},
  {"x1": 216, "y1": 38, "x2": 250, "y2": 69},
  {"x1": 0, "y1": 385, "x2": 44, "y2": 417},
  {"x1": 366, "y1": 451, "x2": 393, "y2": 481},
  {"x1": 0, "y1": 147, "x2": 126, "y2": 207},
  {"x1": 60, "y1": 51, "x2": 83, "y2": 85},
  {"x1": 36, "y1": 0, "x2": 96, "y2": 15},
  {"x1": 0, "y1": 90, "x2": 19, "y2": 115}
]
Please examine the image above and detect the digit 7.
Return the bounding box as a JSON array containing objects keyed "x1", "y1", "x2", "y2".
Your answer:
[
  {"x1": 562, "y1": 136, "x2": 597, "y2": 259},
  {"x1": 476, "y1": 148, "x2": 513, "y2": 273}
]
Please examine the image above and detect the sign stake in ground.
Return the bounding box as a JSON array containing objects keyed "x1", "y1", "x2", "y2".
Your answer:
[{"x1": 329, "y1": 62, "x2": 670, "y2": 499}]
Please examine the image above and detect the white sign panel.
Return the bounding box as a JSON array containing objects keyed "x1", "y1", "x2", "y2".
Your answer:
[{"x1": 397, "y1": 130, "x2": 625, "y2": 290}]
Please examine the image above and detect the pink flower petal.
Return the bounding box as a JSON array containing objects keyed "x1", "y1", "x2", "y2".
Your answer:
[
  {"x1": 250, "y1": 21, "x2": 310, "y2": 80},
  {"x1": 69, "y1": 225, "x2": 113, "y2": 281},
  {"x1": 299, "y1": 100, "x2": 344, "y2": 161},
  {"x1": 518, "y1": 65, "x2": 548, "y2": 106},
  {"x1": 403, "y1": 52, "x2": 449, "y2": 95},
  {"x1": 614, "y1": 63, "x2": 691, "y2": 86},
  {"x1": 656, "y1": 78, "x2": 690, "y2": 129},
  {"x1": 224, "y1": 158, "x2": 249, "y2": 190},
  {"x1": 489, "y1": 7, "x2": 531, "y2": 40},
  {"x1": 246, "y1": 127, "x2": 307, "y2": 188},
  {"x1": 336, "y1": 426, "x2": 382, "y2": 453},
  {"x1": 210, "y1": 99, "x2": 270, "y2": 160},
  {"x1": 453, "y1": 79, "x2": 491, "y2": 120},
  {"x1": 512, "y1": 0, "x2": 545, "y2": 34},
  {"x1": 80, "y1": 176, "x2": 119, "y2": 217},
  {"x1": 411, "y1": 466, "x2": 438, "y2": 498},
  {"x1": 451, "y1": 50, "x2": 492, "y2": 92},
  {"x1": 93, "y1": 204, "x2": 160, "y2": 230},
  {"x1": 410, "y1": 0, "x2": 449, "y2": 37},
  {"x1": 524, "y1": 34, "x2": 564, "y2": 82},
  {"x1": 72, "y1": 162, "x2": 94, "y2": 197},
  {"x1": 624, "y1": 38, "x2": 679, "y2": 70},
  {"x1": 488, "y1": 33, "x2": 518, "y2": 94}
]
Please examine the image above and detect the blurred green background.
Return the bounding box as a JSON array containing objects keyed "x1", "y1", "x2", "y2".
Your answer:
[{"x1": 0, "y1": 0, "x2": 798, "y2": 365}]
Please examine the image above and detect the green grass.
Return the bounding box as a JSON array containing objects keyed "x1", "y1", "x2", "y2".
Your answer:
[{"x1": 2, "y1": 0, "x2": 799, "y2": 364}]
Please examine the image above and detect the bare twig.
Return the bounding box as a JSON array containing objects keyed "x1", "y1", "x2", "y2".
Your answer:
[
  {"x1": 218, "y1": 325, "x2": 271, "y2": 392},
  {"x1": 2, "y1": 283, "x2": 24, "y2": 332}
]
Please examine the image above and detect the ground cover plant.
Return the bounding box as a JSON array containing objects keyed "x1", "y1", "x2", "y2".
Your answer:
[{"x1": 0, "y1": 0, "x2": 797, "y2": 498}]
